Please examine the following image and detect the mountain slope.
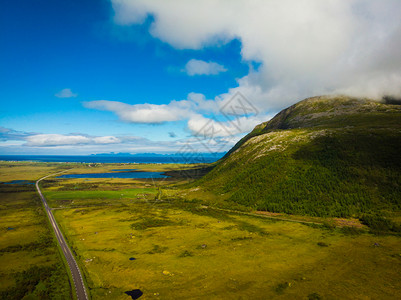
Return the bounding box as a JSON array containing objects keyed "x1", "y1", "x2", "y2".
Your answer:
[{"x1": 195, "y1": 96, "x2": 401, "y2": 220}]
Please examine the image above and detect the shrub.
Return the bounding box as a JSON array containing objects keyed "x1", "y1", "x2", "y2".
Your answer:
[
  {"x1": 275, "y1": 282, "x2": 290, "y2": 294},
  {"x1": 178, "y1": 250, "x2": 193, "y2": 257},
  {"x1": 308, "y1": 292, "x2": 323, "y2": 300},
  {"x1": 360, "y1": 214, "x2": 400, "y2": 234}
]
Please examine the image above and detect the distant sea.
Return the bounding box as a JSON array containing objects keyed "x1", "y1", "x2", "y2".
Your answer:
[{"x1": 0, "y1": 154, "x2": 224, "y2": 164}]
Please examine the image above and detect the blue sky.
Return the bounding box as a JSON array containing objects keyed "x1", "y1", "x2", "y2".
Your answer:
[
  {"x1": 0, "y1": 1, "x2": 249, "y2": 154},
  {"x1": 1, "y1": 1, "x2": 400, "y2": 154}
]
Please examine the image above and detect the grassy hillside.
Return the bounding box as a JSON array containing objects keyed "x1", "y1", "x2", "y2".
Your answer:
[{"x1": 194, "y1": 96, "x2": 401, "y2": 228}]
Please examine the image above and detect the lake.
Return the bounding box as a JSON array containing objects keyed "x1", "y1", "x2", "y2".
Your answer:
[{"x1": 57, "y1": 170, "x2": 168, "y2": 179}]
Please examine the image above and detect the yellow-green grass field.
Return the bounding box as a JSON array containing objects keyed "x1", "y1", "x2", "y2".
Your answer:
[
  {"x1": 52, "y1": 199, "x2": 401, "y2": 300},
  {"x1": 2, "y1": 162, "x2": 401, "y2": 299},
  {"x1": 0, "y1": 163, "x2": 72, "y2": 299},
  {"x1": 40, "y1": 164, "x2": 401, "y2": 300},
  {"x1": 0, "y1": 161, "x2": 199, "y2": 299},
  {"x1": 0, "y1": 161, "x2": 69, "y2": 182}
]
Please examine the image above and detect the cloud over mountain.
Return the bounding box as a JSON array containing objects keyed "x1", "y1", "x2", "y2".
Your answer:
[{"x1": 112, "y1": 0, "x2": 401, "y2": 112}]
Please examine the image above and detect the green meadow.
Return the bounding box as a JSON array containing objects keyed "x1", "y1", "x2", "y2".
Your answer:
[
  {"x1": 1, "y1": 162, "x2": 401, "y2": 299},
  {"x1": 0, "y1": 162, "x2": 72, "y2": 299},
  {"x1": 53, "y1": 200, "x2": 401, "y2": 299}
]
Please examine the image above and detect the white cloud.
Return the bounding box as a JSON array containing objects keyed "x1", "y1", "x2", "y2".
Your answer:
[
  {"x1": 0, "y1": 128, "x2": 176, "y2": 153},
  {"x1": 187, "y1": 113, "x2": 272, "y2": 138},
  {"x1": 1, "y1": 130, "x2": 236, "y2": 154},
  {"x1": 85, "y1": 93, "x2": 225, "y2": 125},
  {"x1": 111, "y1": 0, "x2": 235, "y2": 49},
  {"x1": 187, "y1": 92, "x2": 219, "y2": 113},
  {"x1": 111, "y1": 0, "x2": 401, "y2": 112},
  {"x1": 84, "y1": 100, "x2": 192, "y2": 123},
  {"x1": 25, "y1": 134, "x2": 121, "y2": 147},
  {"x1": 92, "y1": 136, "x2": 121, "y2": 144},
  {"x1": 84, "y1": 92, "x2": 269, "y2": 138},
  {"x1": 0, "y1": 126, "x2": 33, "y2": 141},
  {"x1": 55, "y1": 88, "x2": 78, "y2": 98},
  {"x1": 184, "y1": 59, "x2": 227, "y2": 76}
]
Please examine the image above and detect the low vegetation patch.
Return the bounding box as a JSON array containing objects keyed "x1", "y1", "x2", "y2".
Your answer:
[
  {"x1": 275, "y1": 282, "x2": 290, "y2": 294},
  {"x1": 360, "y1": 214, "x2": 401, "y2": 234},
  {"x1": 130, "y1": 217, "x2": 178, "y2": 230},
  {"x1": 178, "y1": 250, "x2": 193, "y2": 257},
  {"x1": 0, "y1": 265, "x2": 70, "y2": 300},
  {"x1": 146, "y1": 244, "x2": 168, "y2": 254}
]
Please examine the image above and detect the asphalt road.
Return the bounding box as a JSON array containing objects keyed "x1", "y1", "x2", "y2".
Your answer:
[{"x1": 36, "y1": 171, "x2": 89, "y2": 300}]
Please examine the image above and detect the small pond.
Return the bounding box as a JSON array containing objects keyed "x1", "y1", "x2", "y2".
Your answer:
[{"x1": 1, "y1": 180, "x2": 35, "y2": 185}]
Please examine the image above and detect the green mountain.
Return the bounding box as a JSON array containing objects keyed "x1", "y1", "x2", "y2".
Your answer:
[{"x1": 195, "y1": 96, "x2": 401, "y2": 224}]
